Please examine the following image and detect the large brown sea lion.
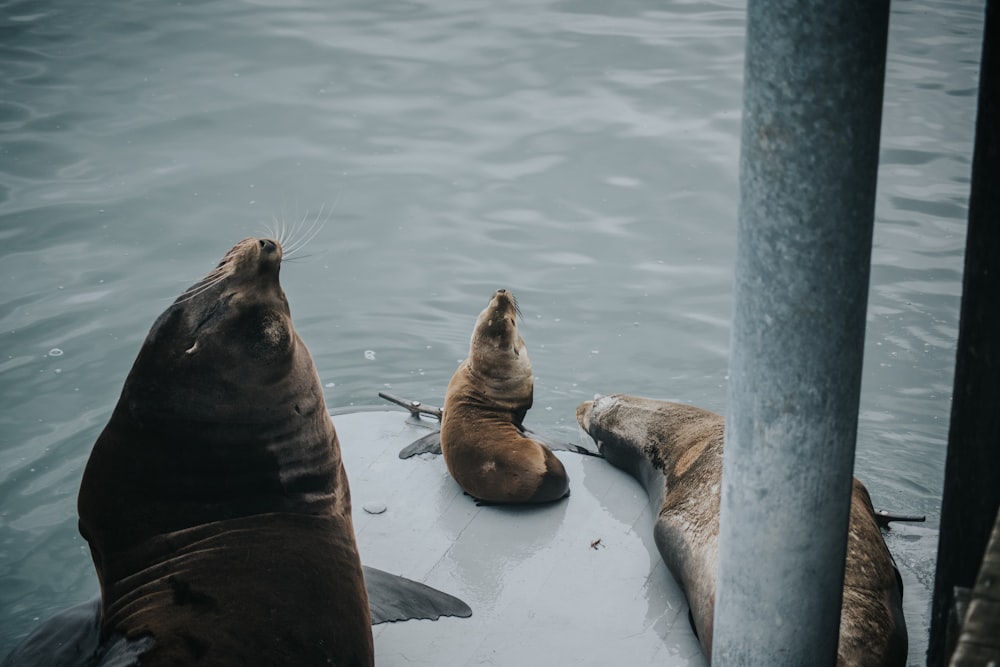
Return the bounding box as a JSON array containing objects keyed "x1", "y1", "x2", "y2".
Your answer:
[
  {"x1": 73, "y1": 237, "x2": 372, "y2": 665},
  {"x1": 576, "y1": 393, "x2": 907, "y2": 667},
  {"x1": 438, "y1": 289, "x2": 570, "y2": 504},
  {"x1": 1, "y1": 237, "x2": 470, "y2": 667}
]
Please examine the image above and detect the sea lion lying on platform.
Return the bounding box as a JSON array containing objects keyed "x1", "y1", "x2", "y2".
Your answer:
[{"x1": 577, "y1": 393, "x2": 907, "y2": 667}]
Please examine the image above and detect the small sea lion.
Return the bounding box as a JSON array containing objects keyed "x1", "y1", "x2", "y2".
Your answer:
[
  {"x1": 577, "y1": 393, "x2": 907, "y2": 666},
  {"x1": 438, "y1": 289, "x2": 570, "y2": 504}
]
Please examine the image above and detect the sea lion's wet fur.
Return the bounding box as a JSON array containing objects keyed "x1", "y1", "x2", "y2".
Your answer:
[
  {"x1": 577, "y1": 394, "x2": 907, "y2": 666},
  {"x1": 440, "y1": 290, "x2": 569, "y2": 504},
  {"x1": 77, "y1": 238, "x2": 373, "y2": 665},
  {"x1": 840, "y1": 479, "x2": 908, "y2": 666}
]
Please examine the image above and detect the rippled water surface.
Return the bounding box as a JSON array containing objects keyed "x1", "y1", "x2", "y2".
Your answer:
[{"x1": 0, "y1": 0, "x2": 985, "y2": 663}]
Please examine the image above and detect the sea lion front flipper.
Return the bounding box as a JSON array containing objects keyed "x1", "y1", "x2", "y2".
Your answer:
[
  {"x1": 1, "y1": 597, "x2": 105, "y2": 667},
  {"x1": 521, "y1": 427, "x2": 603, "y2": 457},
  {"x1": 873, "y1": 510, "x2": 926, "y2": 529},
  {"x1": 11, "y1": 630, "x2": 158, "y2": 667},
  {"x1": 398, "y1": 431, "x2": 443, "y2": 458},
  {"x1": 361, "y1": 566, "x2": 472, "y2": 623}
]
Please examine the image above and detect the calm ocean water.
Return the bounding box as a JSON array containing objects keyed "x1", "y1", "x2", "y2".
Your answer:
[{"x1": 0, "y1": 0, "x2": 984, "y2": 663}]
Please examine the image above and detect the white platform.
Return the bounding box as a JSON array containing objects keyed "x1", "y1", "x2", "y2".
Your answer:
[{"x1": 335, "y1": 408, "x2": 706, "y2": 666}]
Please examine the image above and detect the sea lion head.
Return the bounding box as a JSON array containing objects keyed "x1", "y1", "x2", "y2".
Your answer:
[
  {"x1": 576, "y1": 394, "x2": 650, "y2": 467},
  {"x1": 467, "y1": 288, "x2": 532, "y2": 385},
  {"x1": 127, "y1": 237, "x2": 300, "y2": 423},
  {"x1": 578, "y1": 394, "x2": 724, "y2": 481},
  {"x1": 79, "y1": 236, "x2": 341, "y2": 554}
]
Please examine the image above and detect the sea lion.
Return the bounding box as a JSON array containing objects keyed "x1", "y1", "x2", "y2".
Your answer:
[
  {"x1": 438, "y1": 289, "x2": 570, "y2": 504},
  {"x1": 576, "y1": 394, "x2": 907, "y2": 667},
  {"x1": 63, "y1": 237, "x2": 467, "y2": 667},
  {"x1": 74, "y1": 237, "x2": 372, "y2": 665}
]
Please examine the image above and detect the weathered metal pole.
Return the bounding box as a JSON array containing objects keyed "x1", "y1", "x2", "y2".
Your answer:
[
  {"x1": 714, "y1": 0, "x2": 890, "y2": 663},
  {"x1": 928, "y1": 0, "x2": 1000, "y2": 663}
]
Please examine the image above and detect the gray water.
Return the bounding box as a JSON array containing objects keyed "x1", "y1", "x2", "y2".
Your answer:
[{"x1": 0, "y1": 0, "x2": 984, "y2": 663}]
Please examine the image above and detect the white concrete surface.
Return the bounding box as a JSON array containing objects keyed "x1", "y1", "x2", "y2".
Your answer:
[{"x1": 334, "y1": 408, "x2": 706, "y2": 666}]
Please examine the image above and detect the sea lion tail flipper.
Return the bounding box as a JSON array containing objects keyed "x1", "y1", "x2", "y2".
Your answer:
[
  {"x1": 873, "y1": 510, "x2": 926, "y2": 529},
  {"x1": 521, "y1": 427, "x2": 603, "y2": 458},
  {"x1": 361, "y1": 566, "x2": 472, "y2": 623},
  {"x1": 398, "y1": 431, "x2": 443, "y2": 458}
]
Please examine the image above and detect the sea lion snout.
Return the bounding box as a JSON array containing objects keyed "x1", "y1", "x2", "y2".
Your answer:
[
  {"x1": 216, "y1": 237, "x2": 283, "y2": 278},
  {"x1": 575, "y1": 400, "x2": 594, "y2": 432},
  {"x1": 253, "y1": 238, "x2": 283, "y2": 269},
  {"x1": 486, "y1": 289, "x2": 519, "y2": 319}
]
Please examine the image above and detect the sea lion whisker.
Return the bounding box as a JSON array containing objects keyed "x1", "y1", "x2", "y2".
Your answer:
[
  {"x1": 279, "y1": 207, "x2": 312, "y2": 258},
  {"x1": 280, "y1": 207, "x2": 290, "y2": 245},
  {"x1": 179, "y1": 270, "x2": 226, "y2": 298},
  {"x1": 293, "y1": 196, "x2": 337, "y2": 255},
  {"x1": 505, "y1": 292, "x2": 523, "y2": 322},
  {"x1": 301, "y1": 203, "x2": 329, "y2": 242},
  {"x1": 289, "y1": 205, "x2": 313, "y2": 249},
  {"x1": 269, "y1": 198, "x2": 296, "y2": 248},
  {"x1": 268, "y1": 211, "x2": 285, "y2": 247},
  {"x1": 175, "y1": 272, "x2": 229, "y2": 304},
  {"x1": 284, "y1": 204, "x2": 329, "y2": 259},
  {"x1": 279, "y1": 196, "x2": 291, "y2": 245},
  {"x1": 281, "y1": 253, "x2": 314, "y2": 264},
  {"x1": 175, "y1": 284, "x2": 220, "y2": 306},
  {"x1": 263, "y1": 215, "x2": 280, "y2": 242}
]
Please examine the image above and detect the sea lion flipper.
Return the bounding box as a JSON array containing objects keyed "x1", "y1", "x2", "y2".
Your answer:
[
  {"x1": 398, "y1": 431, "x2": 443, "y2": 458},
  {"x1": 96, "y1": 633, "x2": 154, "y2": 667},
  {"x1": 520, "y1": 427, "x2": 603, "y2": 457},
  {"x1": 1, "y1": 597, "x2": 104, "y2": 667},
  {"x1": 361, "y1": 566, "x2": 471, "y2": 623}
]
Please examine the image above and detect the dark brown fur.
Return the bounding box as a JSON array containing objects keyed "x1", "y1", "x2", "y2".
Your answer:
[
  {"x1": 77, "y1": 238, "x2": 373, "y2": 665},
  {"x1": 577, "y1": 394, "x2": 906, "y2": 666},
  {"x1": 440, "y1": 290, "x2": 569, "y2": 504}
]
